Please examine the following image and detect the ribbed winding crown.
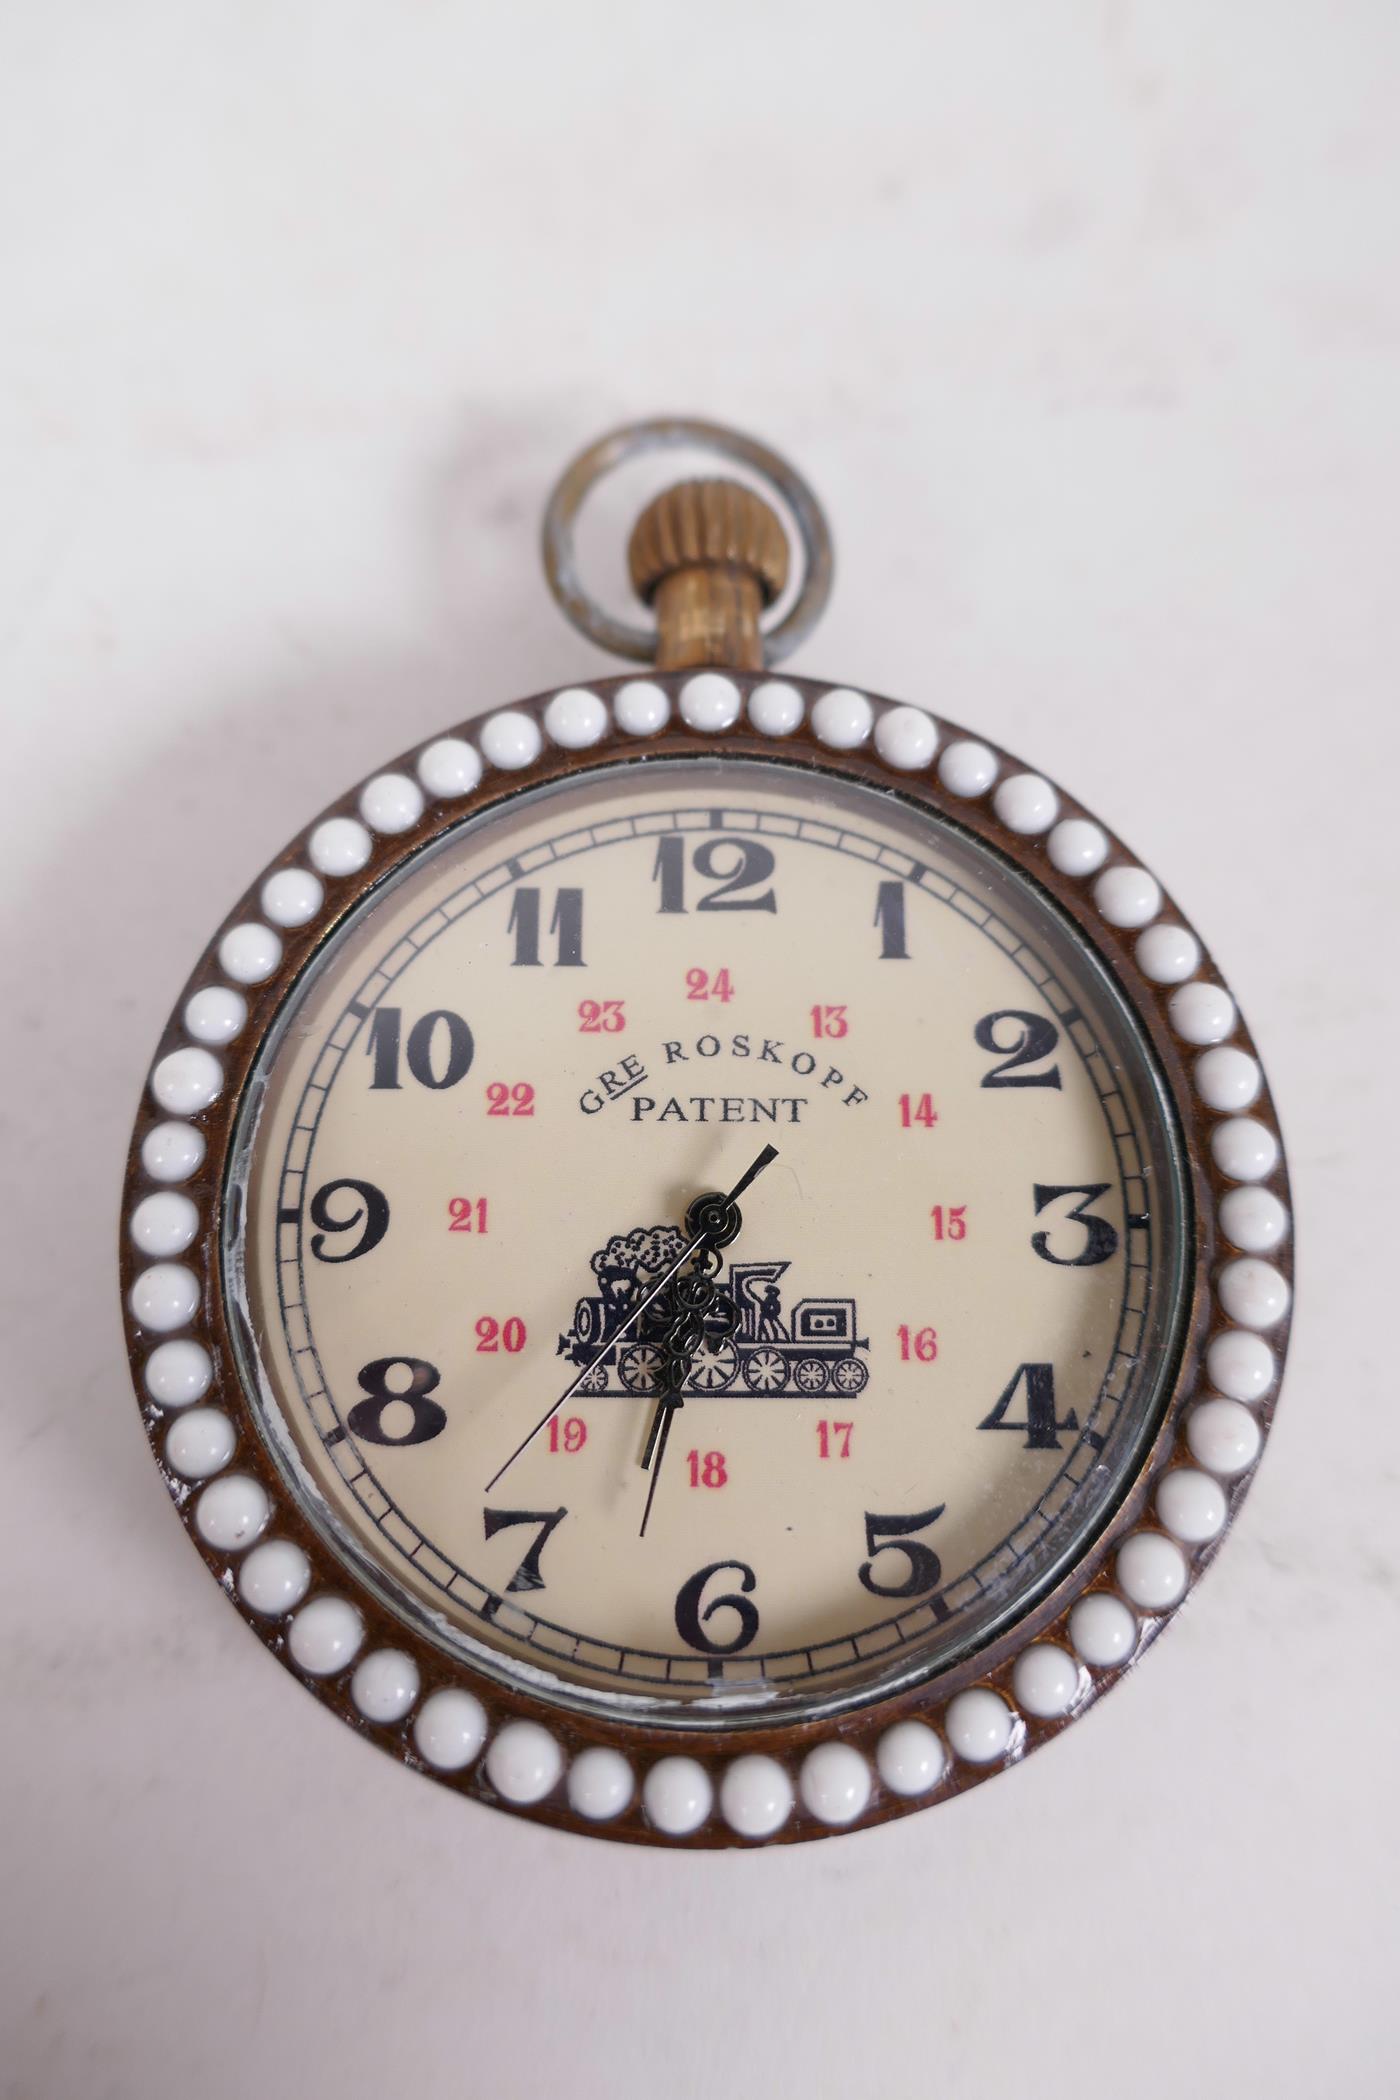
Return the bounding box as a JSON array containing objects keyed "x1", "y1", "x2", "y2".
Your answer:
[{"x1": 628, "y1": 479, "x2": 790, "y2": 608}]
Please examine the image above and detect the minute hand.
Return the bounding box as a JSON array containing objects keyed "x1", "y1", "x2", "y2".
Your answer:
[{"x1": 483, "y1": 1144, "x2": 778, "y2": 1493}]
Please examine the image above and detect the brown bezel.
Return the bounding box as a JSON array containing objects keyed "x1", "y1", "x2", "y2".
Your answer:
[{"x1": 120, "y1": 673, "x2": 1292, "y2": 1846}]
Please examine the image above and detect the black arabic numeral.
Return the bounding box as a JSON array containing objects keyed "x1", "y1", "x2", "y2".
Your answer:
[
  {"x1": 858, "y1": 1505, "x2": 945, "y2": 1598},
  {"x1": 1031, "y1": 1183, "x2": 1120, "y2": 1267},
  {"x1": 482, "y1": 1506, "x2": 567, "y2": 1593},
  {"x1": 652, "y1": 834, "x2": 778, "y2": 914},
  {"x1": 509, "y1": 886, "x2": 584, "y2": 967},
  {"x1": 975, "y1": 1010, "x2": 1063, "y2": 1089},
  {"x1": 366, "y1": 1007, "x2": 474, "y2": 1089},
  {"x1": 874, "y1": 880, "x2": 909, "y2": 959},
  {"x1": 978, "y1": 1362, "x2": 1077, "y2": 1451},
  {"x1": 347, "y1": 1357, "x2": 448, "y2": 1446},
  {"x1": 308, "y1": 1177, "x2": 389, "y2": 1262},
  {"x1": 674, "y1": 1559, "x2": 760, "y2": 1654}
]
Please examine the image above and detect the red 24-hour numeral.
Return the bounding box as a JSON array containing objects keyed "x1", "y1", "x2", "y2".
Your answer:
[
  {"x1": 476, "y1": 1316, "x2": 527, "y2": 1354},
  {"x1": 897, "y1": 1325, "x2": 939, "y2": 1363},
  {"x1": 578, "y1": 999, "x2": 625, "y2": 1034},
  {"x1": 686, "y1": 1449, "x2": 728, "y2": 1488},
  {"x1": 486, "y1": 1082, "x2": 535, "y2": 1116},
  {"x1": 547, "y1": 1415, "x2": 587, "y2": 1453},
  {"x1": 686, "y1": 968, "x2": 735, "y2": 1003},
  {"x1": 929, "y1": 1205, "x2": 967, "y2": 1241},
  {"x1": 810, "y1": 1004, "x2": 848, "y2": 1039},
  {"x1": 448, "y1": 1197, "x2": 489, "y2": 1234},
  {"x1": 816, "y1": 1420, "x2": 854, "y2": 1459},
  {"x1": 898, "y1": 1093, "x2": 938, "y2": 1128}
]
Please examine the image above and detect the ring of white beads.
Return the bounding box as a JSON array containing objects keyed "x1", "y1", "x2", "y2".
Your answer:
[{"x1": 125, "y1": 675, "x2": 1288, "y2": 1843}]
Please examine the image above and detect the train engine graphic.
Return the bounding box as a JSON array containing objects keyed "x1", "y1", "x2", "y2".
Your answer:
[{"x1": 557, "y1": 1227, "x2": 869, "y2": 1398}]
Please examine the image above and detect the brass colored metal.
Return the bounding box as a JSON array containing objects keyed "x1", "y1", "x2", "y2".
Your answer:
[{"x1": 629, "y1": 479, "x2": 789, "y2": 671}]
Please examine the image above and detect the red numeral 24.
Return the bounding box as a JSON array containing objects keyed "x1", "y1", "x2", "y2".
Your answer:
[
  {"x1": 448, "y1": 1197, "x2": 489, "y2": 1233},
  {"x1": 686, "y1": 968, "x2": 734, "y2": 1002},
  {"x1": 486, "y1": 1082, "x2": 535, "y2": 1116},
  {"x1": 899, "y1": 1093, "x2": 938, "y2": 1128},
  {"x1": 930, "y1": 1205, "x2": 967, "y2": 1240},
  {"x1": 817, "y1": 1420, "x2": 853, "y2": 1459},
  {"x1": 686, "y1": 1449, "x2": 728, "y2": 1487},
  {"x1": 578, "y1": 1000, "x2": 625, "y2": 1034},
  {"x1": 810, "y1": 1004, "x2": 848, "y2": 1038},
  {"x1": 547, "y1": 1416, "x2": 587, "y2": 1453},
  {"x1": 476, "y1": 1316, "x2": 527, "y2": 1353},
  {"x1": 897, "y1": 1325, "x2": 939, "y2": 1363}
]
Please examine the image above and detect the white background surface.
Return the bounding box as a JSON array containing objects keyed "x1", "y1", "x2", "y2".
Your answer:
[{"x1": 2, "y1": 5, "x2": 1397, "y2": 2096}]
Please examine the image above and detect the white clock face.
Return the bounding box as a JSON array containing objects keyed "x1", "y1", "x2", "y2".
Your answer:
[{"x1": 228, "y1": 757, "x2": 1188, "y2": 1722}]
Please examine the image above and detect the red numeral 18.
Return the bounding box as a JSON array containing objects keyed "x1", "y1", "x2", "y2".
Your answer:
[
  {"x1": 897, "y1": 1325, "x2": 939, "y2": 1363},
  {"x1": 686, "y1": 1449, "x2": 728, "y2": 1488},
  {"x1": 547, "y1": 1415, "x2": 587, "y2": 1453},
  {"x1": 816, "y1": 1420, "x2": 854, "y2": 1459},
  {"x1": 930, "y1": 1205, "x2": 967, "y2": 1240},
  {"x1": 899, "y1": 1093, "x2": 938, "y2": 1128}
]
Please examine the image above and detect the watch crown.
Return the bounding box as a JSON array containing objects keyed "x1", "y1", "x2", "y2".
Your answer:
[{"x1": 628, "y1": 479, "x2": 790, "y2": 672}]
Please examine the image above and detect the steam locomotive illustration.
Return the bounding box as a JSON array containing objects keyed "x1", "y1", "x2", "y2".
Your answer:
[{"x1": 557, "y1": 1226, "x2": 869, "y2": 1397}]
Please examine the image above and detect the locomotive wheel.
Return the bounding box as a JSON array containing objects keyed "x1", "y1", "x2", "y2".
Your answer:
[
  {"x1": 577, "y1": 1360, "x2": 609, "y2": 1394},
  {"x1": 832, "y1": 1357, "x2": 869, "y2": 1395},
  {"x1": 688, "y1": 1338, "x2": 740, "y2": 1393},
  {"x1": 794, "y1": 1357, "x2": 829, "y2": 1394},
  {"x1": 742, "y1": 1347, "x2": 788, "y2": 1394},
  {"x1": 618, "y1": 1343, "x2": 665, "y2": 1393},
  {"x1": 572, "y1": 1296, "x2": 602, "y2": 1348}
]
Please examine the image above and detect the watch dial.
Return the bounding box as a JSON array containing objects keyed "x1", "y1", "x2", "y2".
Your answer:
[{"x1": 228, "y1": 757, "x2": 1189, "y2": 1722}]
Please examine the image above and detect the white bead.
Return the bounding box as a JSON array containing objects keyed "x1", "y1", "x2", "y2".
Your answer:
[
  {"x1": 1195, "y1": 1046, "x2": 1262, "y2": 1112},
  {"x1": 679, "y1": 673, "x2": 742, "y2": 733},
  {"x1": 614, "y1": 680, "x2": 670, "y2": 736},
  {"x1": 1047, "y1": 818, "x2": 1109, "y2": 877},
  {"x1": 1170, "y1": 981, "x2": 1237, "y2": 1045},
  {"x1": 1156, "y1": 1468, "x2": 1228, "y2": 1545},
  {"x1": 1187, "y1": 1397, "x2": 1262, "y2": 1477},
  {"x1": 873, "y1": 704, "x2": 937, "y2": 771},
  {"x1": 993, "y1": 772, "x2": 1059, "y2": 835},
  {"x1": 260, "y1": 868, "x2": 324, "y2": 929},
  {"x1": 218, "y1": 922, "x2": 282, "y2": 986},
  {"x1": 1219, "y1": 1186, "x2": 1289, "y2": 1255},
  {"x1": 1136, "y1": 924, "x2": 1201, "y2": 985},
  {"x1": 1211, "y1": 1117, "x2": 1279, "y2": 1183},
  {"x1": 543, "y1": 686, "x2": 608, "y2": 749},
  {"x1": 183, "y1": 985, "x2": 247, "y2": 1045},
  {"x1": 164, "y1": 1407, "x2": 235, "y2": 1481},
  {"x1": 1116, "y1": 1532, "x2": 1188, "y2": 1612},
  {"x1": 129, "y1": 1262, "x2": 199, "y2": 1334},
  {"x1": 946, "y1": 1688, "x2": 1014, "y2": 1764},
  {"x1": 567, "y1": 1746, "x2": 634, "y2": 1822},
  {"x1": 413, "y1": 1688, "x2": 487, "y2": 1771},
  {"x1": 937, "y1": 739, "x2": 998, "y2": 797},
  {"x1": 194, "y1": 1473, "x2": 270, "y2": 1552},
  {"x1": 1218, "y1": 1257, "x2": 1290, "y2": 1331},
  {"x1": 144, "y1": 1337, "x2": 212, "y2": 1408},
  {"x1": 1069, "y1": 1592, "x2": 1137, "y2": 1669},
  {"x1": 798, "y1": 1740, "x2": 872, "y2": 1826},
  {"x1": 351, "y1": 1649, "x2": 421, "y2": 1725},
  {"x1": 486, "y1": 1720, "x2": 563, "y2": 1805},
  {"x1": 1207, "y1": 1327, "x2": 1276, "y2": 1402},
  {"x1": 1013, "y1": 1644, "x2": 1079, "y2": 1720},
  {"x1": 747, "y1": 680, "x2": 805, "y2": 738},
  {"x1": 720, "y1": 1754, "x2": 793, "y2": 1839},
  {"x1": 359, "y1": 772, "x2": 424, "y2": 835},
  {"x1": 479, "y1": 709, "x2": 543, "y2": 770},
  {"x1": 288, "y1": 1596, "x2": 364, "y2": 1677},
  {"x1": 308, "y1": 816, "x2": 372, "y2": 877},
  {"x1": 129, "y1": 1191, "x2": 198, "y2": 1258},
  {"x1": 875, "y1": 1720, "x2": 947, "y2": 1797},
  {"x1": 150, "y1": 1046, "x2": 222, "y2": 1117},
  {"x1": 1094, "y1": 865, "x2": 1162, "y2": 929},
  {"x1": 642, "y1": 1756, "x2": 712, "y2": 1836},
  {"x1": 141, "y1": 1120, "x2": 206, "y2": 1183},
  {"x1": 417, "y1": 736, "x2": 483, "y2": 799},
  {"x1": 238, "y1": 1539, "x2": 311, "y2": 1617},
  {"x1": 811, "y1": 687, "x2": 873, "y2": 750}
]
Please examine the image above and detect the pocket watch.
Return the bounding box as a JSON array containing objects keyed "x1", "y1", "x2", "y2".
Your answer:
[{"x1": 121, "y1": 417, "x2": 1292, "y2": 1846}]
